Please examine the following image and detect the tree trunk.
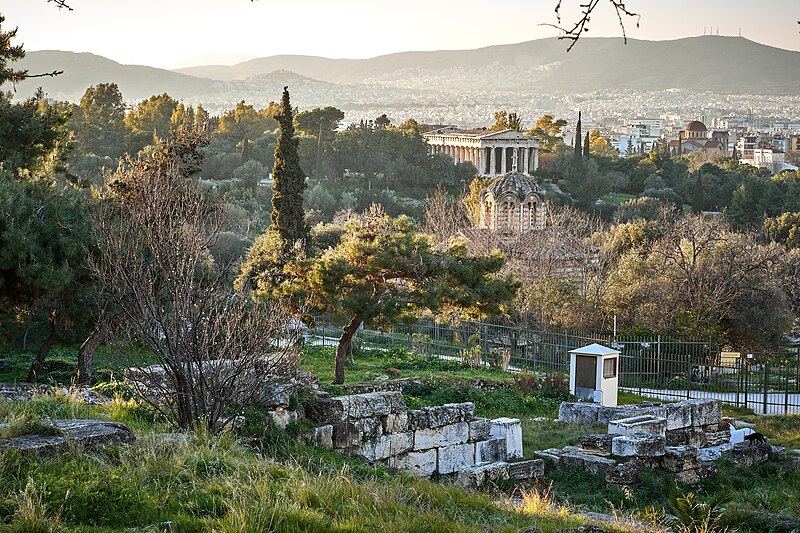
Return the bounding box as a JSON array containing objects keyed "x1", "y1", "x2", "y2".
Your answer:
[
  {"x1": 333, "y1": 315, "x2": 361, "y2": 385},
  {"x1": 27, "y1": 309, "x2": 58, "y2": 383},
  {"x1": 76, "y1": 318, "x2": 114, "y2": 385}
]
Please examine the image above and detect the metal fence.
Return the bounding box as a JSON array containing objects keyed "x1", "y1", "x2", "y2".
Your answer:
[{"x1": 307, "y1": 316, "x2": 800, "y2": 415}]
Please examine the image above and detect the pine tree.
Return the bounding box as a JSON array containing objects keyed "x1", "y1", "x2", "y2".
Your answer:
[
  {"x1": 574, "y1": 111, "x2": 582, "y2": 160},
  {"x1": 270, "y1": 86, "x2": 307, "y2": 249},
  {"x1": 583, "y1": 130, "x2": 591, "y2": 158}
]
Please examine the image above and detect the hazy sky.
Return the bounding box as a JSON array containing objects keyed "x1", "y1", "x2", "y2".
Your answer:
[{"x1": 2, "y1": 0, "x2": 798, "y2": 68}]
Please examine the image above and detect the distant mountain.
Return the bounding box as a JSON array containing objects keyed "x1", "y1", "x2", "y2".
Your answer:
[
  {"x1": 174, "y1": 36, "x2": 800, "y2": 93},
  {"x1": 14, "y1": 51, "x2": 218, "y2": 102}
]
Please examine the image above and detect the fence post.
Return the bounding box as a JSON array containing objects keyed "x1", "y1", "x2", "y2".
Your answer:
[
  {"x1": 735, "y1": 357, "x2": 740, "y2": 408},
  {"x1": 785, "y1": 364, "x2": 790, "y2": 416},
  {"x1": 763, "y1": 359, "x2": 768, "y2": 415}
]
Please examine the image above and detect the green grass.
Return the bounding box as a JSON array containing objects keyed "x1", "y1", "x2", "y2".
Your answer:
[
  {"x1": 0, "y1": 394, "x2": 645, "y2": 533},
  {"x1": 0, "y1": 345, "x2": 133, "y2": 385}
]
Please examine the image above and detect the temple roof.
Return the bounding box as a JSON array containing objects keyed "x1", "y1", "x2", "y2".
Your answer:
[
  {"x1": 685, "y1": 120, "x2": 708, "y2": 132},
  {"x1": 485, "y1": 170, "x2": 544, "y2": 199}
]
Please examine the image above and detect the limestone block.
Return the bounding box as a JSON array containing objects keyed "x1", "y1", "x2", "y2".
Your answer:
[
  {"x1": 769, "y1": 445, "x2": 787, "y2": 461},
  {"x1": 301, "y1": 424, "x2": 333, "y2": 449},
  {"x1": 455, "y1": 462, "x2": 509, "y2": 488},
  {"x1": 390, "y1": 449, "x2": 437, "y2": 477},
  {"x1": 407, "y1": 409, "x2": 429, "y2": 430},
  {"x1": 660, "y1": 402, "x2": 693, "y2": 431},
  {"x1": 557, "y1": 402, "x2": 600, "y2": 424},
  {"x1": 687, "y1": 399, "x2": 722, "y2": 427},
  {"x1": 579, "y1": 433, "x2": 618, "y2": 455},
  {"x1": 358, "y1": 432, "x2": 414, "y2": 461},
  {"x1": 605, "y1": 461, "x2": 642, "y2": 486},
  {"x1": 475, "y1": 437, "x2": 507, "y2": 464},
  {"x1": 468, "y1": 418, "x2": 492, "y2": 443},
  {"x1": 661, "y1": 445, "x2": 701, "y2": 473},
  {"x1": 331, "y1": 423, "x2": 362, "y2": 449},
  {"x1": 0, "y1": 419, "x2": 135, "y2": 454},
  {"x1": 597, "y1": 406, "x2": 641, "y2": 425},
  {"x1": 533, "y1": 449, "x2": 562, "y2": 473},
  {"x1": 438, "y1": 442, "x2": 475, "y2": 474},
  {"x1": 731, "y1": 441, "x2": 770, "y2": 467},
  {"x1": 353, "y1": 417, "x2": 383, "y2": 439},
  {"x1": 306, "y1": 392, "x2": 406, "y2": 424},
  {"x1": 381, "y1": 412, "x2": 408, "y2": 434},
  {"x1": 704, "y1": 427, "x2": 732, "y2": 447},
  {"x1": 507, "y1": 459, "x2": 545, "y2": 480},
  {"x1": 558, "y1": 452, "x2": 587, "y2": 471},
  {"x1": 581, "y1": 454, "x2": 618, "y2": 476},
  {"x1": 666, "y1": 427, "x2": 705, "y2": 447},
  {"x1": 611, "y1": 434, "x2": 666, "y2": 457},
  {"x1": 490, "y1": 418, "x2": 523, "y2": 460},
  {"x1": 423, "y1": 403, "x2": 475, "y2": 428},
  {"x1": 608, "y1": 415, "x2": 667, "y2": 437},
  {"x1": 413, "y1": 422, "x2": 469, "y2": 451}
]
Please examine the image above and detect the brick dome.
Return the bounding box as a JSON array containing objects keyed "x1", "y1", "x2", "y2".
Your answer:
[{"x1": 685, "y1": 121, "x2": 708, "y2": 132}]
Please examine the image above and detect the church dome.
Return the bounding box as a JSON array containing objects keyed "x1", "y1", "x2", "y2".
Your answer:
[
  {"x1": 485, "y1": 170, "x2": 544, "y2": 200},
  {"x1": 685, "y1": 121, "x2": 708, "y2": 132}
]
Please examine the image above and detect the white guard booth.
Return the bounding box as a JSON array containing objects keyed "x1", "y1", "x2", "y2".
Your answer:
[{"x1": 568, "y1": 343, "x2": 620, "y2": 407}]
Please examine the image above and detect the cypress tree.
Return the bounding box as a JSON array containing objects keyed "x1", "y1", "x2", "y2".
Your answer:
[
  {"x1": 583, "y1": 130, "x2": 591, "y2": 158},
  {"x1": 271, "y1": 86, "x2": 307, "y2": 249},
  {"x1": 692, "y1": 171, "x2": 705, "y2": 213},
  {"x1": 574, "y1": 111, "x2": 582, "y2": 160}
]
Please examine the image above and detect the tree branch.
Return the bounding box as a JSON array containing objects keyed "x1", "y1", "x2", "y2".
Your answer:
[
  {"x1": 47, "y1": 0, "x2": 73, "y2": 10},
  {"x1": 542, "y1": 0, "x2": 640, "y2": 52}
]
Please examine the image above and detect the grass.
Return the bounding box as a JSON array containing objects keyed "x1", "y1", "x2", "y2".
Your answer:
[
  {"x1": 0, "y1": 393, "x2": 647, "y2": 533},
  {"x1": 0, "y1": 344, "x2": 132, "y2": 385}
]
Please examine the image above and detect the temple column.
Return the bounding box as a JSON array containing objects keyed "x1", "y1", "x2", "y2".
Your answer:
[
  {"x1": 476, "y1": 148, "x2": 484, "y2": 174},
  {"x1": 489, "y1": 146, "x2": 496, "y2": 175},
  {"x1": 533, "y1": 147, "x2": 539, "y2": 171},
  {"x1": 523, "y1": 148, "x2": 530, "y2": 173},
  {"x1": 501, "y1": 146, "x2": 507, "y2": 174}
]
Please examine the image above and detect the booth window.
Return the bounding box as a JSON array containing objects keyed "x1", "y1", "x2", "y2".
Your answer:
[{"x1": 603, "y1": 358, "x2": 617, "y2": 378}]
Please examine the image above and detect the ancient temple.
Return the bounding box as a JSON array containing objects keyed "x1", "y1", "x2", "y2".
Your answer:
[
  {"x1": 478, "y1": 157, "x2": 546, "y2": 234},
  {"x1": 423, "y1": 127, "x2": 540, "y2": 176}
]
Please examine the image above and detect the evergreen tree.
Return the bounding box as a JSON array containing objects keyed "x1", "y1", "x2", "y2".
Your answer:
[
  {"x1": 574, "y1": 111, "x2": 582, "y2": 160},
  {"x1": 583, "y1": 129, "x2": 591, "y2": 159},
  {"x1": 692, "y1": 171, "x2": 705, "y2": 213},
  {"x1": 270, "y1": 87, "x2": 307, "y2": 248}
]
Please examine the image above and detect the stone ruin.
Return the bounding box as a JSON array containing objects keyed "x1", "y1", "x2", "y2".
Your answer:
[
  {"x1": 539, "y1": 399, "x2": 787, "y2": 487},
  {"x1": 302, "y1": 390, "x2": 544, "y2": 488}
]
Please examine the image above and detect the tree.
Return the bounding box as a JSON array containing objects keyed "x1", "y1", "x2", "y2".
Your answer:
[
  {"x1": 583, "y1": 130, "x2": 591, "y2": 159},
  {"x1": 241, "y1": 206, "x2": 518, "y2": 384},
  {"x1": 124, "y1": 93, "x2": 179, "y2": 153},
  {"x1": 491, "y1": 111, "x2": 522, "y2": 132},
  {"x1": 89, "y1": 130, "x2": 300, "y2": 431},
  {"x1": 574, "y1": 111, "x2": 582, "y2": 160},
  {"x1": 545, "y1": 0, "x2": 640, "y2": 51},
  {"x1": 588, "y1": 130, "x2": 617, "y2": 158},
  {"x1": 75, "y1": 83, "x2": 127, "y2": 160},
  {"x1": 218, "y1": 100, "x2": 278, "y2": 143},
  {"x1": 528, "y1": 115, "x2": 567, "y2": 153},
  {"x1": 765, "y1": 212, "x2": 800, "y2": 249},
  {"x1": 374, "y1": 113, "x2": 391, "y2": 129}
]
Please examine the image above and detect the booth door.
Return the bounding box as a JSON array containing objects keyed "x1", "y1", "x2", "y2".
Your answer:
[{"x1": 575, "y1": 355, "x2": 596, "y2": 400}]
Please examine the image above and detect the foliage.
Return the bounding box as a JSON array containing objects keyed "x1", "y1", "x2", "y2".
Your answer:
[
  {"x1": 490, "y1": 110, "x2": 522, "y2": 132},
  {"x1": 527, "y1": 115, "x2": 567, "y2": 153},
  {"x1": 123, "y1": 93, "x2": 178, "y2": 153}
]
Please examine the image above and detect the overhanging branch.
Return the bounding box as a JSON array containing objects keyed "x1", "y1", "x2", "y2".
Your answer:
[
  {"x1": 541, "y1": 0, "x2": 640, "y2": 52},
  {"x1": 47, "y1": 0, "x2": 73, "y2": 10}
]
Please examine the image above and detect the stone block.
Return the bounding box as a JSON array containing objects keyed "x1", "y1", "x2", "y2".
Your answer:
[
  {"x1": 579, "y1": 433, "x2": 618, "y2": 455},
  {"x1": 0, "y1": 419, "x2": 136, "y2": 455},
  {"x1": 390, "y1": 449, "x2": 437, "y2": 477},
  {"x1": 557, "y1": 402, "x2": 599, "y2": 424},
  {"x1": 331, "y1": 422, "x2": 362, "y2": 449},
  {"x1": 666, "y1": 427, "x2": 706, "y2": 447},
  {"x1": 611, "y1": 434, "x2": 666, "y2": 458},
  {"x1": 407, "y1": 409, "x2": 429, "y2": 430},
  {"x1": 608, "y1": 415, "x2": 667, "y2": 437},
  {"x1": 661, "y1": 445, "x2": 701, "y2": 473},
  {"x1": 769, "y1": 445, "x2": 787, "y2": 461},
  {"x1": 704, "y1": 427, "x2": 732, "y2": 447},
  {"x1": 357, "y1": 432, "x2": 413, "y2": 461},
  {"x1": 687, "y1": 399, "x2": 722, "y2": 427},
  {"x1": 605, "y1": 460, "x2": 642, "y2": 486},
  {"x1": 413, "y1": 422, "x2": 469, "y2": 451},
  {"x1": 456, "y1": 462, "x2": 509, "y2": 488},
  {"x1": 582, "y1": 454, "x2": 618, "y2": 476},
  {"x1": 662, "y1": 401, "x2": 693, "y2": 431},
  {"x1": 353, "y1": 417, "x2": 383, "y2": 439},
  {"x1": 306, "y1": 392, "x2": 405, "y2": 423},
  {"x1": 597, "y1": 406, "x2": 641, "y2": 425},
  {"x1": 731, "y1": 441, "x2": 770, "y2": 467},
  {"x1": 475, "y1": 437, "x2": 507, "y2": 464},
  {"x1": 490, "y1": 418, "x2": 523, "y2": 460},
  {"x1": 381, "y1": 412, "x2": 408, "y2": 434},
  {"x1": 559, "y1": 452, "x2": 587, "y2": 471},
  {"x1": 533, "y1": 449, "x2": 562, "y2": 473},
  {"x1": 423, "y1": 403, "x2": 475, "y2": 428},
  {"x1": 438, "y1": 442, "x2": 475, "y2": 474},
  {"x1": 301, "y1": 424, "x2": 333, "y2": 449},
  {"x1": 507, "y1": 459, "x2": 545, "y2": 480},
  {"x1": 468, "y1": 418, "x2": 492, "y2": 442}
]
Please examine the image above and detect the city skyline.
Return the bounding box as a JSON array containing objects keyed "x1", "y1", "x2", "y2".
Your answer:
[{"x1": 2, "y1": 0, "x2": 799, "y2": 69}]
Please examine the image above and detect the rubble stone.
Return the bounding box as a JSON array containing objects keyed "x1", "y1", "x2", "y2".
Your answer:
[
  {"x1": 507, "y1": 459, "x2": 545, "y2": 480},
  {"x1": 661, "y1": 445, "x2": 701, "y2": 473},
  {"x1": 456, "y1": 462, "x2": 509, "y2": 488},
  {"x1": 731, "y1": 441, "x2": 771, "y2": 467},
  {"x1": 611, "y1": 434, "x2": 666, "y2": 457},
  {"x1": 605, "y1": 460, "x2": 642, "y2": 486},
  {"x1": 769, "y1": 445, "x2": 787, "y2": 461}
]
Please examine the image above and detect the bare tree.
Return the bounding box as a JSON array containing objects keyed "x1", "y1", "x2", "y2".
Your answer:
[
  {"x1": 89, "y1": 130, "x2": 301, "y2": 432},
  {"x1": 420, "y1": 187, "x2": 470, "y2": 247},
  {"x1": 543, "y1": 0, "x2": 640, "y2": 51}
]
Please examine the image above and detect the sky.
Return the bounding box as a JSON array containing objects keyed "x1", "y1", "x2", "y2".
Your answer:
[{"x1": 1, "y1": 0, "x2": 798, "y2": 69}]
